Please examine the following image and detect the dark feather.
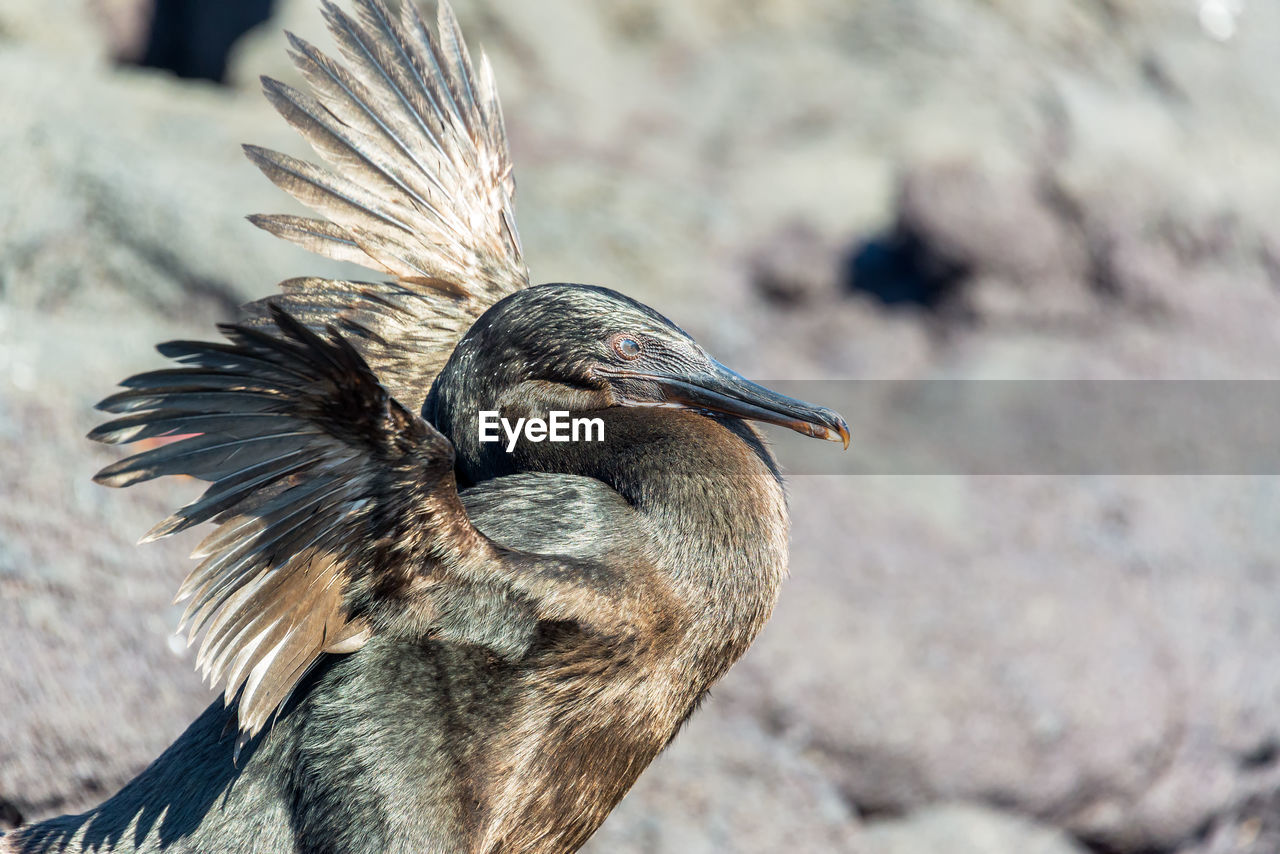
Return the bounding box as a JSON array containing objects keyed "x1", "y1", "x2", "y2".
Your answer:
[
  {"x1": 243, "y1": 0, "x2": 528, "y2": 406},
  {"x1": 83, "y1": 0, "x2": 576, "y2": 741},
  {"x1": 97, "y1": 388, "x2": 286, "y2": 415},
  {"x1": 89, "y1": 305, "x2": 522, "y2": 735}
]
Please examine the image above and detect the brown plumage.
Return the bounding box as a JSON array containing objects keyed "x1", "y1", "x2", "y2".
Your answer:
[{"x1": 3, "y1": 2, "x2": 848, "y2": 852}]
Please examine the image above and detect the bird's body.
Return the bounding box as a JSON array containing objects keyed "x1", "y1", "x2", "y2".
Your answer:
[
  {"x1": 4, "y1": 2, "x2": 845, "y2": 852},
  {"x1": 11, "y1": 408, "x2": 786, "y2": 854}
]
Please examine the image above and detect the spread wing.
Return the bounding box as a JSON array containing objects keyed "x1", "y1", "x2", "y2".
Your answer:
[
  {"x1": 86, "y1": 1, "x2": 671, "y2": 745},
  {"x1": 91, "y1": 307, "x2": 541, "y2": 738},
  {"x1": 242, "y1": 0, "x2": 528, "y2": 408},
  {"x1": 92, "y1": 308, "x2": 669, "y2": 740}
]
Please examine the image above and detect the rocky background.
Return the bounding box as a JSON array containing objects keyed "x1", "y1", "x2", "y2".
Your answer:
[{"x1": 3, "y1": 0, "x2": 1279, "y2": 852}]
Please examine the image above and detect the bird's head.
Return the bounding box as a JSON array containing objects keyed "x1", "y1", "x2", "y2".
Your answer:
[{"x1": 427, "y1": 283, "x2": 848, "y2": 481}]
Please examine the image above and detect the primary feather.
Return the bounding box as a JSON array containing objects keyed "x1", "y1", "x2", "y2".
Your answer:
[
  {"x1": 243, "y1": 0, "x2": 528, "y2": 409},
  {"x1": 93, "y1": 307, "x2": 459, "y2": 736}
]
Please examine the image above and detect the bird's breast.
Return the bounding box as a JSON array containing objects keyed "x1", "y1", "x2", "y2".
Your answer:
[{"x1": 456, "y1": 412, "x2": 790, "y2": 851}]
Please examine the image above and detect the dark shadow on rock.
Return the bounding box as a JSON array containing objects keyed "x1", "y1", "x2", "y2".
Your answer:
[
  {"x1": 845, "y1": 231, "x2": 970, "y2": 311},
  {"x1": 135, "y1": 0, "x2": 275, "y2": 83},
  {"x1": 0, "y1": 797, "x2": 25, "y2": 831}
]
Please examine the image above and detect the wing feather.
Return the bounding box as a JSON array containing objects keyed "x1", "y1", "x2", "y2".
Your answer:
[
  {"x1": 244, "y1": 0, "x2": 528, "y2": 409},
  {"x1": 87, "y1": 1, "x2": 652, "y2": 742},
  {"x1": 246, "y1": 213, "x2": 376, "y2": 268},
  {"x1": 285, "y1": 30, "x2": 457, "y2": 207},
  {"x1": 91, "y1": 306, "x2": 542, "y2": 737},
  {"x1": 93, "y1": 305, "x2": 665, "y2": 739}
]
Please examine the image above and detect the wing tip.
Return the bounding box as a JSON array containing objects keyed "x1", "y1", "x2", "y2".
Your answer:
[
  {"x1": 140, "y1": 514, "x2": 186, "y2": 544},
  {"x1": 85, "y1": 421, "x2": 131, "y2": 445},
  {"x1": 241, "y1": 142, "x2": 272, "y2": 168},
  {"x1": 91, "y1": 462, "x2": 139, "y2": 488},
  {"x1": 246, "y1": 212, "x2": 294, "y2": 237}
]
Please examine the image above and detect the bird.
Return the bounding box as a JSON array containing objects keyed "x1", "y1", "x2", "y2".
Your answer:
[{"x1": 2, "y1": 1, "x2": 848, "y2": 852}]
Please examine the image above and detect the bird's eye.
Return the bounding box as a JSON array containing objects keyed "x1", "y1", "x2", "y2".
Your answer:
[{"x1": 611, "y1": 335, "x2": 643, "y2": 360}]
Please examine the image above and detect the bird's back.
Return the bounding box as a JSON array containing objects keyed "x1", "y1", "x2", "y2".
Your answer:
[
  {"x1": 4, "y1": 472, "x2": 678, "y2": 854},
  {"x1": 3, "y1": 0, "x2": 843, "y2": 848},
  {"x1": 5, "y1": 637, "x2": 511, "y2": 854}
]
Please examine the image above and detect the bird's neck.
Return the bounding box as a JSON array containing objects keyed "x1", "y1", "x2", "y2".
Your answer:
[
  {"x1": 470, "y1": 408, "x2": 791, "y2": 852},
  {"x1": 427, "y1": 364, "x2": 793, "y2": 646},
  {"x1": 507, "y1": 405, "x2": 791, "y2": 667}
]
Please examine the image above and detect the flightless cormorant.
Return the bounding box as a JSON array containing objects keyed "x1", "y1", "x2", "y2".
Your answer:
[{"x1": 4, "y1": 1, "x2": 848, "y2": 852}]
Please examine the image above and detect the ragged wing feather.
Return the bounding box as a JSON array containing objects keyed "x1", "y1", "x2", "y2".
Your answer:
[
  {"x1": 91, "y1": 306, "x2": 499, "y2": 737},
  {"x1": 244, "y1": 0, "x2": 527, "y2": 409}
]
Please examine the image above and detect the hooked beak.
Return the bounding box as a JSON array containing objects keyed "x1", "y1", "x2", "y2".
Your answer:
[{"x1": 604, "y1": 360, "x2": 850, "y2": 449}]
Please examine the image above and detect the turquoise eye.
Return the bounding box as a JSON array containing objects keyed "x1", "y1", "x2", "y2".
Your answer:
[{"x1": 612, "y1": 336, "x2": 642, "y2": 359}]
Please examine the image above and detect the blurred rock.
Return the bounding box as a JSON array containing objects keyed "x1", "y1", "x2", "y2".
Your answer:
[
  {"x1": 884, "y1": 161, "x2": 1092, "y2": 317},
  {"x1": 861, "y1": 803, "x2": 1088, "y2": 854},
  {"x1": 0, "y1": 306, "x2": 216, "y2": 823},
  {"x1": 225, "y1": 0, "x2": 324, "y2": 91},
  {"x1": 1183, "y1": 788, "x2": 1280, "y2": 854},
  {"x1": 90, "y1": 0, "x2": 154, "y2": 62},
  {"x1": 907, "y1": 163, "x2": 1082, "y2": 290},
  {"x1": 0, "y1": 46, "x2": 351, "y2": 323},
  {"x1": 584, "y1": 711, "x2": 861, "y2": 853},
  {"x1": 0, "y1": 0, "x2": 110, "y2": 66},
  {"x1": 4, "y1": 0, "x2": 1280, "y2": 853},
  {"x1": 729, "y1": 476, "x2": 1280, "y2": 852},
  {"x1": 749, "y1": 221, "x2": 843, "y2": 307}
]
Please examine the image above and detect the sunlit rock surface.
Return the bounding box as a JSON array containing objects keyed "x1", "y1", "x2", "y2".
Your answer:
[{"x1": 3, "y1": 1, "x2": 1279, "y2": 852}]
